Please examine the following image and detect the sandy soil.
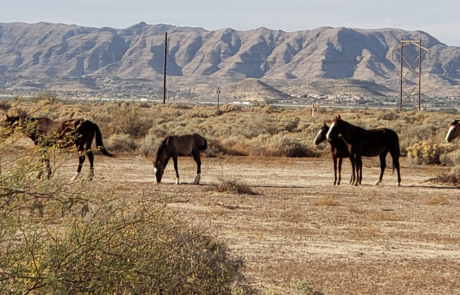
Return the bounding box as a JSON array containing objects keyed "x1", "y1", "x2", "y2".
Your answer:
[{"x1": 60, "y1": 154, "x2": 460, "y2": 294}]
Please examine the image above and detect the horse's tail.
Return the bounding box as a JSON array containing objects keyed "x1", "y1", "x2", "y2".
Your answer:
[
  {"x1": 93, "y1": 123, "x2": 115, "y2": 157},
  {"x1": 391, "y1": 130, "x2": 401, "y2": 175},
  {"x1": 199, "y1": 137, "x2": 208, "y2": 151}
]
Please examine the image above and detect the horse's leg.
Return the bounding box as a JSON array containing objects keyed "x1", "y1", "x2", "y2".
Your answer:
[
  {"x1": 87, "y1": 150, "x2": 94, "y2": 181},
  {"x1": 172, "y1": 156, "x2": 180, "y2": 184},
  {"x1": 337, "y1": 157, "x2": 343, "y2": 185},
  {"x1": 375, "y1": 151, "x2": 388, "y2": 185},
  {"x1": 332, "y1": 155, "x2": 337, "y2": 185},
  {"x1": 355, "y1": 154, "x2": 362, "y2": 186},
  {"x1": 349, "y1": 155, "x2": 355, "y2": 185},
  {"x1": 71, "y1": 151, "x2": 85, "y2": 181},
  {"x1": 391, "y1": 150, "x2": 401, "y2": 186},
  {"x1": 192, "y1": 150, "x2": 202, "y2": 185}
]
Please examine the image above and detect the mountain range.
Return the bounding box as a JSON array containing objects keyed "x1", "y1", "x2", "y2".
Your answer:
[{"x1": 1, "y1": 21, "x2": 460, "y2": 96}]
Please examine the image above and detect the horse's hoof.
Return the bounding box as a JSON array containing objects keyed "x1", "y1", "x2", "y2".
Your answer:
[
  {"x1": 396, "y1": 182, "x2": 401, "y2": 186},
  {"x1": 374, "y1": 180, "x2": 380, "y2": 185}
]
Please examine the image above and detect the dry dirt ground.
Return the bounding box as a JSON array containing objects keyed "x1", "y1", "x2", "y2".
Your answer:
[{"x1": 60, "y1": 154, "x2": 460, "y2": 295}]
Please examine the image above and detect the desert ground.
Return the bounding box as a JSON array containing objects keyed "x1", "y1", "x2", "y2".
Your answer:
[{"x1": 58, "y1": 153, "x2": 460, "y2": 295}]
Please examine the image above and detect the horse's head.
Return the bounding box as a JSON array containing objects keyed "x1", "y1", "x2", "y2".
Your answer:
[
  {"x1": 446, "y1": 119, "x2": 460, "y2": 143},
  {"x1": 326, "y1": 115, "x2": 342, "y2": 141},
  {"x1": 314, "y1": 123, "x2": 329, "y2": 145},
  {"x1": 152, "y1": 139, "x2": 169, "y2": 183},
  {"x1": 152, "y1": 156, "x2": 165, "y2": 183}
]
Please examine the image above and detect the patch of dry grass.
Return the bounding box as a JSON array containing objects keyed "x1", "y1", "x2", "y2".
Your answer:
[
  {"x1": 347, "y1": 205, "x2": 364, "y2": 214},
  {"x1": 354, "y1": 228, "x2": 378, "y2": 238},
  {"x1": 310, "y1": 196, "x2": 340, "y2": 206},
  {"x1": 214, "y1": 178, "x2": 259, "y2": 195},
  {"x1": 366, "y1": 211, "x2": 402, "y2": 222},
  {"x1": 425, "y1": 195, "x2": 449, "y2": 205}
]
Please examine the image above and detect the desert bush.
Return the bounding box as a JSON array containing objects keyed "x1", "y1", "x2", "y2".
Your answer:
[
  {"x1": 262, "y1": 105, "x2": 273, "y2": 114},
  {"x1": 205, "y1": 137, "x2": 226, "y2": 157},
  {"x1": 107, "y1": 133, "x2": 137, "y2": 152},
  {"x1": 221, "y1": 104, "x2": 241, "y2": 113},
  {"x1": 406, "y1": 140, "x2": 442, "y2": 165},
  {"x1": 0, "y1": 136, "x2": 248, "y2": 294},
  {"x1": 250, "y1": 134, "x2": 318, "y2": 157},
  {"x1": 290, "y1": 278, "x2": 323, "y2": 295},
  {"x1": 377, "y1": 109, "x2": 399, "y2": 120},
  {"x1": 106, "y1": 103, "x2": 152, "y2": 137},
  {"x1": 215, "y1": 177, "x2": 258, "y2": 195},
  {"x1": 0, "y1": 100, "x2": 11, "y2": 111},
  {"x1": 138, "y1": 134, "x2": 159, "y2": 157},
  {"x1": 7, "y1": 105, "x2": 29, "y2": 117},
  {"x1": 31, "y1": 90, "x2": 57, "y2": 103},
  {"x1": 440, "y1": 148, "x2": 460, "y2": 166}
]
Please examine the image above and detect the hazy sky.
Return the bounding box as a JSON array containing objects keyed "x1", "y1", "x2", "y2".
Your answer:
[{"x1": 1, "y1": 0, "x2": 459, "y2": 46}]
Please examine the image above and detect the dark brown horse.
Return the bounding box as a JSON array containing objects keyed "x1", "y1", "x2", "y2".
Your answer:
[
  {"x1": 2, "y1": 115, "x2": 114, "y2": 180},
  {"x1": 153, "y1": 133, "x2": 207, "y2": 184},
  {"x1": 326, "y1": 115, "x2": 401, "y2": 186},
  {"x1": 314, "y1": 123, "x2": 355, "y2": 185},
  {"x1": 446, "y1": 120, "x2": 460, "y2": 143}
]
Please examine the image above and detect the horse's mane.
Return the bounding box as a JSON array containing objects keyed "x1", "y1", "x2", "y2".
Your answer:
[
  {"x1": 450, "y1": 119, "x2": 459, "y2": 126},
  {"x1": 333, "y1": 115, "x2": 362, "y2": 131},
  {"x1": 154, "y1": 137, "x2": 170, "y2": 162}
]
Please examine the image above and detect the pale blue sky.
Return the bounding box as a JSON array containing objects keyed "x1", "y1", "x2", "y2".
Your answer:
[{"x1": 1, "y1": 0, "x2": 459, "y2": 46}]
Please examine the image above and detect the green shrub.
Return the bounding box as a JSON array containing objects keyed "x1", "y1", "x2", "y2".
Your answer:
[
  {"x1": 0, "y1": 133, "x2": 248, "y2": 294},
  {"x1": 290, "y1": 278, "x2": 323, "y2": 295}
]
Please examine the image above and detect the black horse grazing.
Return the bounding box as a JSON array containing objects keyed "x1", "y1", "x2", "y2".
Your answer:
[
  {"x1": 314, "y1": 123, "x2": 355, "y2": 185},
  {"x1": 446, "y1": 120, "x2": 460, "y2": 143},
  {"x1": 153, "y1": 133, "x2": 207, "y2": 185},
  {"x1": 326, "y1": 115, "x2": 401, "y2": 186},
  {"x1": 2, "y1": 115, "x2": 114, "y2": 180}
]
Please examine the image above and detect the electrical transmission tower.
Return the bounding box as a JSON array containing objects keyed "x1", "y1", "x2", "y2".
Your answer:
[{"x1": 392, "y1": 39, "x2": 430, "y2": 111}]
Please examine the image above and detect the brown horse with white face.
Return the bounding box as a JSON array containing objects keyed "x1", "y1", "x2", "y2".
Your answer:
[
  {"x1": 326, "y1": 115, "x2": 401, "y2": 186},
  {"x1": 314, "y1": 123, "x2": 355, "y2": 185},
  {"x1": 2, "y1": 115, "x2": 114, "y2": 180},
  {"x1": 153, "y1": 133, "x2": 207, "y2": 185},
  {"x1": 446, "y1": 120, "x2": 460, "y2": 143}
]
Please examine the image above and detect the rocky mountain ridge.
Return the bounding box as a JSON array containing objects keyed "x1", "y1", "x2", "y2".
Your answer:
[{"x1": 1, "y1": 22, "x2": 460, "y2": 96}]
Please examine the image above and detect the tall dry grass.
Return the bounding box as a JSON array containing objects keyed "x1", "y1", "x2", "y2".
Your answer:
[{"x1": 3, "y1": 100, "x2": 460, "y2": 172}]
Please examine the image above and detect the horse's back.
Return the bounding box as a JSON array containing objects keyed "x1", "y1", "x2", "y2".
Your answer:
[
  {"x1": 169, "y1": 133, "x2": 207, "y2": 155},
  {"x1": 360, "y1": 128, "x2": 399, "y2": 156},
  {"x1": 36, "y1": 118, "x2": 83, "y2": 133}
]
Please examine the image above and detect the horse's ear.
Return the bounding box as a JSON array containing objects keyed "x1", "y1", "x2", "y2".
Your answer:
[
  {"x1": 337, "y1": 114, "x2": 341, "y2": 120},
  {"x1": 323, "y1": 122, "x2": 327, "y2": 127}
]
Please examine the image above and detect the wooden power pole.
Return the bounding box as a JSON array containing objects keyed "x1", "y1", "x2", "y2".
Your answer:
[{"x1": 162, "y1": 32, "x2": 168, "y2": 104}]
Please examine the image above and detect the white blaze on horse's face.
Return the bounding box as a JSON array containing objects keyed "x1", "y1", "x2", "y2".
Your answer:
[
  {"x1": 446, "y1": 125, "x2": 456, "y2": 142},
  {"x1": 314, "y1": 129, "x2": 322, "y2": 145},
  {"x1": 326, "y1": 122, "x2": 336, "y2": 140}
]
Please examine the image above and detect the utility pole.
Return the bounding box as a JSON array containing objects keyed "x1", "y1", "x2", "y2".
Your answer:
[
  {"x1": 216, "y1": 89, "x2": 221, "y2": 110},
  {"x1": 392, "y1": 39, "x2": 430, "y2": 111},
  {"x1": 162, "y1": 32, "x2": 168, "y2": 104}
]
